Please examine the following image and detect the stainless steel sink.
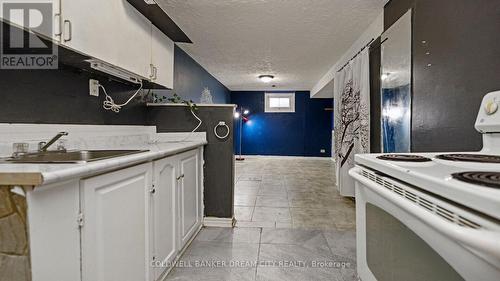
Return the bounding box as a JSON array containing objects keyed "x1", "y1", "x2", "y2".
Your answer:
[{"x1": 4, "y1": 150, "x2": 149, "y2": 164}]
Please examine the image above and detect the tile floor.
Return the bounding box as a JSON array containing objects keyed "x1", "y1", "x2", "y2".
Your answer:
[
  {"x1": 234, "y1": 157, "x2": 355, "y2": 230},
  {"x1": 167, "y1": 157, "x2": 357, "y2": 281}
]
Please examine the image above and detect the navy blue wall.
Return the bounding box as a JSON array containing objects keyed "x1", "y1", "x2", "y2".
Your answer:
[
  {"x1": 153, "y1": 46, "x2": 230, "y2": 104},
  {"x1": 231, "y1": 91, "x2": 333, "y2": 157}
]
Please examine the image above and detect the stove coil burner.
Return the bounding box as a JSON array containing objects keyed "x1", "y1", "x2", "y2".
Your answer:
[
  {"x1": 452, "y1": 172, "x2": 500, "y2": 188},
  {"x1": 376, "y1": 154, "x2": 432, "y2": 162},
  {"x1": 436, "y1": 154, "x2": 500, "y2": 163}
]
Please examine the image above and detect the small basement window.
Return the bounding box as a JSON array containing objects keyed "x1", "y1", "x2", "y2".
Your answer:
[{"x1": 265, "y1": 93, "x2": 295, "y2": 113}]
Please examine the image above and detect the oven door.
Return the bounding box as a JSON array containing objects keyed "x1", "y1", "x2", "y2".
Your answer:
[{"x1": 350, "y1": 166, "x2": 500, "y2": 281}]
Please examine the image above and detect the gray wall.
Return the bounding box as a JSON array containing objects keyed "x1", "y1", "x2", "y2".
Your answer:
[
  {"x1": 385, "y1": 0, "x2": 500, "y2": 152},
  {"x1": 148, "y1": 105, "x2": 235, "y2": 218},
  {"x1": 0, "y1": 66, "x2": 148, "y2": 125}
]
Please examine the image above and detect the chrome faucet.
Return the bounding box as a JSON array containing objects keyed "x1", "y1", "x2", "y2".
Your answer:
[{"x1": 38, "y1": 132, "x2": 69, "y2": 152}]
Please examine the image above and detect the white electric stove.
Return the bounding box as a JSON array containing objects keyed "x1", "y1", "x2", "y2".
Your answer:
[{"x1": 350, "y1": 91, "x2": 500, "y2": 281}]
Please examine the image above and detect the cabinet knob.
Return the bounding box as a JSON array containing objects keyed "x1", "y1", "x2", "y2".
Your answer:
[
  {"x1": 150, "y1": 187, "x2": 156, "y2": 194},
  {"x1": 176, "y1": 174, "x2": 185, "y2": 181}
]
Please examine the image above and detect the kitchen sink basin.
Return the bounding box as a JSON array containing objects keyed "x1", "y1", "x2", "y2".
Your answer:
[{"x1": 4, "y1": 150, "x2": 149, "y2": 164}]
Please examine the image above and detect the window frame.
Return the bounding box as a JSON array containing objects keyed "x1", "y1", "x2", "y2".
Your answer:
[{"x1": 264, "y1": 92, "x2": 295, "y2": 113}]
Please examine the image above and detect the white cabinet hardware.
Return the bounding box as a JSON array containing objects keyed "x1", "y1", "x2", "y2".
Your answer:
[
  {"x1": 54, "y1": 0, "x2": 62, "y2": 39},
  {"x1": 63, "y1": 19, "x2": 72, "y2": 42},
  {"x1": 77, "y1": 212, "x2": 84, "y2": 228},
  {"x1": 150, "y1": 64, "x2": 155, "y2": 80}
]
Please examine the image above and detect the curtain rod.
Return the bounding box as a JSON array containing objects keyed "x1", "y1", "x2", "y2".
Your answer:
[{"x1": 336, "y1": 38, "x2": 375, "y2": 73}]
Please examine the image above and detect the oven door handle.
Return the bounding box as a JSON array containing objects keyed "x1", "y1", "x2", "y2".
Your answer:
[{"x1": 350, "y1": 167, "x2": 500, "y2": 265}]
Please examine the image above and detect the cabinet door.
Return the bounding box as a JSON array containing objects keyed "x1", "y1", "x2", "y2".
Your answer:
[
  {"x1": 151, "y1": 157, "x2": 177, "y2": 280},
  {"x1": 151, "y1": 25, "x2": 174, "y2": 89},
  {"x1": 80, "y1": 163, "x2": 152, "y2": 281},
  {"x1": 61, "y1": 0, "x2": 150, "y2": 78},
  {"x1": 28, "y1": 180, "x2": 81, "y2": 281},
  {"x1": 60, "y1": 0, "x2": 117, "y2": 66},
  {"x1": 0, "y1": 0, "x2": 62, "y2": 41},
  {"x1": 114, "y1": 0, "x2": 151, "y2": 79},
  {"x1": 177, "y1": 150, "x2": 201, "y2": 248}
]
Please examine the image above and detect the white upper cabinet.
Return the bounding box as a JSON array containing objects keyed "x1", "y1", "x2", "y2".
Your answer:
[
  {"x1": 60, "y1": 0, "x2": 151, "y2": 79},
  {"x1": 151, "y1": 25, "x2": 175, "y2": 89},
  {"x1": 1, "y1": 0, "x2": 175, "y2": 87},
  {"x1": 114, "y1": 0, "x2": 152, "y2": 79},
  {"x1": 60, "y1": 0, "x2": 119, "y2": 69}
]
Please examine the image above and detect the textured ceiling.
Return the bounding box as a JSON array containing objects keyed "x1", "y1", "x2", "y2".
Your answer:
[{"x1": 157, "y1": 0, "x2": 385, "y2": 91}]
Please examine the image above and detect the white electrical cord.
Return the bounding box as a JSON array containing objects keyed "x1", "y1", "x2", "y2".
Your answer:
[
  {"x1": 100, "y1": 81, "x2": 143, "y2": 113},
  {"x1": 190, "y1": 108, "x2": 203, "y2": 132},
  {"x1": 214, "y1": 121, "x2": 230, "y2": 139},
  {"x1": 167, "y1": 107, "x2": 203, "y2": 143}
]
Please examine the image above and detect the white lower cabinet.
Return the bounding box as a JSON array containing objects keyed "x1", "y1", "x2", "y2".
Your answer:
[
  {"x1": 177, "y1": 150, "x2": 202, "y2": 248},
  {"x1": 151, "y1": 156, "x2": 178, "y2": 280},
  {"x1": 80, "y1": 163, "x2": 153, "y2": 281},
  {"x1": 73, "y1": 148, "x2": 202, "y2": 281},
  {"x1": 150, "y1": 149, "x2": 203, "y2": 280}
]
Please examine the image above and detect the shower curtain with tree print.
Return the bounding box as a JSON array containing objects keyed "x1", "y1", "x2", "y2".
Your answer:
[{"x1": 334, "y1": 49, "x2": 370, "y2": 197}]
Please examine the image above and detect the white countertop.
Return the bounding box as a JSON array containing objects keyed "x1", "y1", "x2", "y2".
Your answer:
[
  {"x1": 0, "y1": 140, "x2": 206, "y2": 186},
  {"x1": 0, "y1": 124, "x2": 208, "y2": 186}
]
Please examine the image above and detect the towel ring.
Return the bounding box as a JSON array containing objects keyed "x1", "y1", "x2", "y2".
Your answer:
[{"x1": 214, "y1": 121, "x2": 230, "y2": 139}]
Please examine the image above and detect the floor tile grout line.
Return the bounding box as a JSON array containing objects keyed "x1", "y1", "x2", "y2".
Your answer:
[
  {"x1": 254, "y1": 227, "x2": 263, "y2": 280},
  {"x1": 321, "y1": 231, "x2": 338, "y2": 260}
]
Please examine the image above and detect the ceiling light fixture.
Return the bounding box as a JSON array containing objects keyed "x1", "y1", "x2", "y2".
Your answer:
[{"x1": 259, "y1": 75, "x2": 274, "y2": 83}]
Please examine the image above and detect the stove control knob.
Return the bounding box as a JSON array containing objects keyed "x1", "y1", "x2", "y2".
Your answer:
[{"x1": 485, "y1": 101, "x2": 498, "y2": 115}]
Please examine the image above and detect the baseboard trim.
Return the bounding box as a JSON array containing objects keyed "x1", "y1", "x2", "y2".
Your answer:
[{"x1": 203, "y1": 217, "x2": 235, "y2": 227}]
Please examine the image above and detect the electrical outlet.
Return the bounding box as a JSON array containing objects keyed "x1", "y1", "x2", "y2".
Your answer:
[
  {"x1": 89, "y1": 79, "x2": 99, "y2": 97},
  {"x1": 320, "y1": 149, "x2": 326, "y2": 153}
]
